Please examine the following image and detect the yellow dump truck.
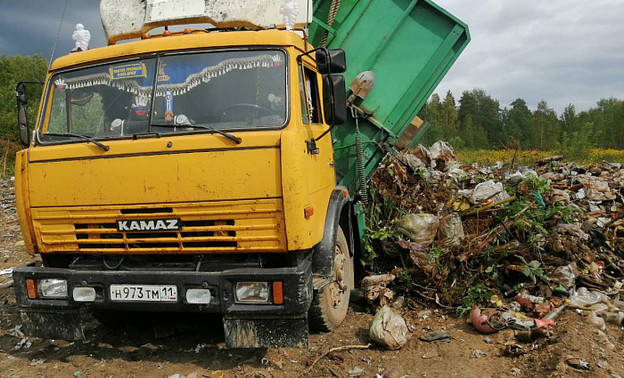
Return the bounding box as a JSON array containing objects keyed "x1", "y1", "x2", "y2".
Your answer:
[{"x1": 13, "y1": 0, "x2": 469, "y2": 347}]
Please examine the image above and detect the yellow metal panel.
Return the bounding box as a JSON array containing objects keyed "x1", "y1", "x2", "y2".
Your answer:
[
  {"x1": 14, "y1": 150, "x2": 36, "y2": 255},
  {"x1": 279, "y1": 56, "x2": 336, "y2": 251},
  {"x1": 28, "y1": 138, "x2": 282, "y2": 207},
  {"x1": 29, "y1": 132, "x2": 281, "y2": 161}
]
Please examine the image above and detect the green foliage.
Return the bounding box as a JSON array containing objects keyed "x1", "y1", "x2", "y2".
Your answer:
[
  {"x1": 0, "y1": 55, "x2": 48, "y2": 141},
  {"x1": 521, "y1": 175, "x2": 551, "y2": 195},
  {"x1": 503, "y1": 176, "x2": 577, "y2": 236},
  {"x1": 362, "y1": 187, "x2": 402, "y2": 263},
  {"x1": 562, "y1": 122, "x2": 595, "y2": 162},
  {"x1": 519, "y1": 258, "x2": 548, "y2": 284},
  {"x1": 457, "y1": 283, "x2": 492, "y2": 317}
]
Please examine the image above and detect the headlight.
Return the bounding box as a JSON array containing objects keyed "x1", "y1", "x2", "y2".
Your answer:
[
  {"x1": 38, "y1": 279, "x2": 68, "y2": 298},
  {"x1": 235, "y1": 282, "x2": 269, "y2": 303}
]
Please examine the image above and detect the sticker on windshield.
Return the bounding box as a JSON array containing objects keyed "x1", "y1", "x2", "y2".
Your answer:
[
  {"x1": 110, "y1": 63, "x2": 147, "y2": 80},
  {"x1": 55, "y1": 79, "x2": 67, "y2": 90},
  {"x1": 132, "y1": 94, "x2": 149, "y2": 116},
  {"x1": 271, "y1": 54, "x2": 284, "y2": 67}
]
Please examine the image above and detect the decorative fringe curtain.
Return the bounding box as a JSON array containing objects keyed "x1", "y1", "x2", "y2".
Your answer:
[{"x1": 62, "y1": 54, "x2": 276, "y2": 98}]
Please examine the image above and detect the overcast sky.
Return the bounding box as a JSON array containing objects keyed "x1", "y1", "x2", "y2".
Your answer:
[{"x1": 1, "y1": 0, "x2": 623, "y2": 115}]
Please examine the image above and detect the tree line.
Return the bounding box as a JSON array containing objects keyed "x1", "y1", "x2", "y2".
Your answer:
[{"x1": 418, "y1": 89, "x2": 624, "y2": 158}]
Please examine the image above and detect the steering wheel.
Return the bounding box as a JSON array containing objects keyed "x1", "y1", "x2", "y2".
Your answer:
[{"x1": 221, "y1": 103, "x2": 274, "y2": 121}]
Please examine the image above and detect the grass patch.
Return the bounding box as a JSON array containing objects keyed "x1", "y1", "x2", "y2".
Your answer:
[{"x1": 456, "y1": 148, "x2": 624, "y2": 166}]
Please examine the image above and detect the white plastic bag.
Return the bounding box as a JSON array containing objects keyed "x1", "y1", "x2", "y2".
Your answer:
[{"x1": 369, "y1": 306, "x2": 411, "y2": 350}]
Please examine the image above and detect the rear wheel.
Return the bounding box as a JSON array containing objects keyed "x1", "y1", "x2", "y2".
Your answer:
[{"x1": 309, "y1": 226, "x2": 354, "y2": 331}]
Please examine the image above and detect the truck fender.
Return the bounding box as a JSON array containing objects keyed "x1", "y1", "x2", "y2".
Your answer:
[{"x1": 312, "y1": 186, "x2": 353, "y2": 284}]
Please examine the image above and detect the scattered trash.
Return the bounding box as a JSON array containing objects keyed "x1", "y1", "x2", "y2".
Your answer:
[
  {"x1": 470, "y1": 180, "x2": 510, "y2": 205},
  {"x1": 469, "y1": 307, "x2": 504, "y2": 334},
  {"x1": 437, "y1": 213, "x2": 465, "y2": 245},
  {"x1": 588, "y1": 311, "x2": 606, "y2": 331},
  {"x1": 419, "y1": 330, "x2": 452, "y2": 342},
  {"x1": 369, "y1": 306, "x2": 412, "y2": 350},
  {"x1": 566, "y1": 358, "x2": 592, "y2": 370},
  {"x1": 421, "y1": 351, "x2": 440, "y2": 359},
  {"x1": 362, "y1": 274, "x2": 396, "y2": 307},
  {"x1": 194, "y1": 343, "x2": 207, "y2": 354},
  {"x1": 8, "y1": 325, "x2": 24, "y2": 338},
  {"x1": 550, "y1": 265, "x2": 576, "y2": 289},
  {"x1": 397, "y1": 213, "x2": 440, "y2": 246},
  {"x1": 569, "y1": 287, "x2": 610, "y2": 309},
  {"x1": 364, "y1": 142, "x2": 624, "y2": 366},
  {"x1": 505, "y1": 344, "x2": 527, "y2": 356},
  {"x1": 471, "y1": 349, "x2": 488, "y2": 358},
  {"x1": 347, "y1": 367, "x2": 365, "y2": 377},
  {"x1": 14, "y1": 337, "x2": 31, "y2": 350}
]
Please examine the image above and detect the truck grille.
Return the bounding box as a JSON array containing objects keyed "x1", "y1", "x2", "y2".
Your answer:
[{"x1": 32, "y1": 199, "x2": 286, "y2": 254}]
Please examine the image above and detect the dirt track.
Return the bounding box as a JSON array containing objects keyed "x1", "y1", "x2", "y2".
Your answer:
[{"x1": 0, "y1": 178, "x2": 623, "y2": 378}]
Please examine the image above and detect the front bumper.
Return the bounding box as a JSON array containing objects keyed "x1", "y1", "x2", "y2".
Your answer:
[{"x1": 12, "y1": 256, "x2": 313, "y2": 346}]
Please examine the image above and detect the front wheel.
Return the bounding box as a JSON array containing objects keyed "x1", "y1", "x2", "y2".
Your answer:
[{"x1": 309, "y1": 226, "x2": 354, "y2": 332}]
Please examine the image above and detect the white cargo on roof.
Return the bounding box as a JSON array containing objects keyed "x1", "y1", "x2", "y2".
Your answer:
[{"x1": 100, "y1": 0, "x2": 313, "y2": 44}]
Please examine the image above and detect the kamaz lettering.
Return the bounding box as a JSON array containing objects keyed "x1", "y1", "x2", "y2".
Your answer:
[{"x1": 116, "y1": 219, "x2": 181, "y2": 232}]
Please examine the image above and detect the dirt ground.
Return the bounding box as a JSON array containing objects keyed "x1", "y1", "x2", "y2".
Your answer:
[{"x1": 0, "y1": 178, "x2": 623, "y2": 378}]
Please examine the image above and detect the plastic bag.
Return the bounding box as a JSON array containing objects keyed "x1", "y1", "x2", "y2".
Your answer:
[
  {"x1": 397, "y1": 213, "x2": 439, "y2": 246},
  {"x1": 568, "y1": 287, "x2": 609, "y2": 309},
  {"x1": 549, "y1": 264, "x2": 576, "y2": 289},
  {"x1": 437, "y1": 213, "x2": 465, "y2": 245},
  {"x1": 470, "y1": 180, "x2": 510, "y2": 205},
  {"x1": 369, "y1": 306, "x2": 412, "y2": 350},
  {"x1": 588, "y1": 311, "x2": 606, "y2": 331}
]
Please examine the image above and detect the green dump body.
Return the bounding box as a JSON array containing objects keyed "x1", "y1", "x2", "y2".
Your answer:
[{"x1": 309, "y1": 0, "x2": 470, "y2": 195}]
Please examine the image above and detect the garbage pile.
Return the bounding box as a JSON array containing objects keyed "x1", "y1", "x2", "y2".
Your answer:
[{"x1": 362, "y1": 141, "x2": 624, "y2": 350}]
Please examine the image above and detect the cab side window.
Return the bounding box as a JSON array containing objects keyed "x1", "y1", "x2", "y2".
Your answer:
[{"x1": 299, "y1": 66, "x2": 321, "y2": 124}]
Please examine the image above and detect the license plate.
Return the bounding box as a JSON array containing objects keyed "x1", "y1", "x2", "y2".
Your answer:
[{"x1": 109, "y1": 284, "x2": 178, "y2": 302}]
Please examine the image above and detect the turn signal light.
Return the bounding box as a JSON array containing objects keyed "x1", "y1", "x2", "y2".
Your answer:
[
  {"x1": 272, "y1": 281, "x2": 284, "y2": 305},
  {"x1": 26, "y1": 279, "x2": 38, "y2": 299},
  {"x1": 304, "y1": 206, "x2": 314, "y2": 219}
]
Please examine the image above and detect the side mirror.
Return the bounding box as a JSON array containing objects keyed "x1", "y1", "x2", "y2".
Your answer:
[
  {"x1": 316, "y1": 49, "x2": 347, "y2": 74},
  {"x1": 16, "y1": 81, "x2": 44, "y2": 148},
  {"x1": 18, "y1": 106, "x2": 30, "y2": 147},
  {"x1": 16, "y1": 83, "x2": 27, "y2": 105},
  {"x1": 322, "y1": 74, "x2": 347, "y2": 125}
]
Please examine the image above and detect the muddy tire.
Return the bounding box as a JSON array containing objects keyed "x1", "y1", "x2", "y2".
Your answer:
[{"x1": 309, "y1": 226, "x2": 354, "y2": 332}]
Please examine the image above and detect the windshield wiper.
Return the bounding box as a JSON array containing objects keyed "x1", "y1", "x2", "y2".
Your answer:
[
  {"x1": 152, "y1": 123, "x2": 242, "y2": 144},
  {"x1": 45, "y1": 132, "x2": 110, "y2": 151}
]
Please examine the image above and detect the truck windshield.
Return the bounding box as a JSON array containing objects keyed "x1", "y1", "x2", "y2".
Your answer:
[{"x1": 40, "y1": 50, "x2": 287, "y2": 142}]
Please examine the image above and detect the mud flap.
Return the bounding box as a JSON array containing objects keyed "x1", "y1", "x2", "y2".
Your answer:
[
  {"x1": 18, "y1": 308, "x2": 85, "y2": 341},
  {"x1": 223, "y1": 316, "x2": 308, "y2": 348}
]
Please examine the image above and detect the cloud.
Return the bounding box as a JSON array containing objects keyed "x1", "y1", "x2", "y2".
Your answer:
[{"x1": 434, "y1": 0, "x2": 624, "y2": 114}]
